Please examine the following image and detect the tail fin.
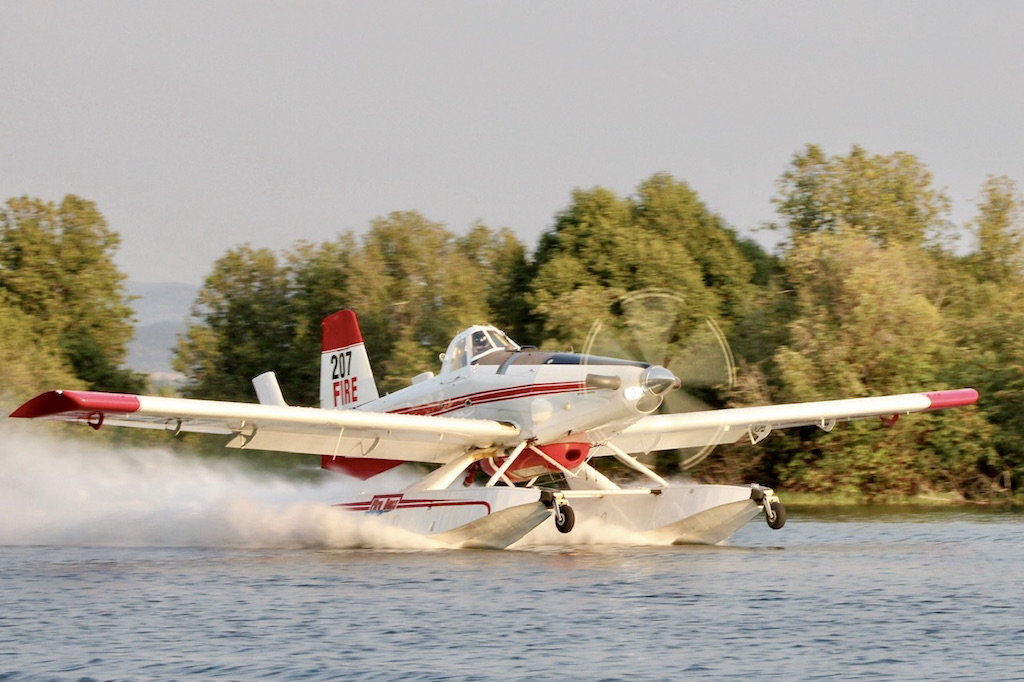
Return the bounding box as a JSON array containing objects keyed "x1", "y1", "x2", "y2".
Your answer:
[
  {"x1": 320, "y1": 311, "x2": 400, "y2": 480},
  {"x1": 320, "y1": 310, "x2": 380, "y2": 409}
]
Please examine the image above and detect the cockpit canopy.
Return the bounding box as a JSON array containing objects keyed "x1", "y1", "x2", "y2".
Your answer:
[{"x1": 441, "y1": 325, "x2": 519, "y2": 373}]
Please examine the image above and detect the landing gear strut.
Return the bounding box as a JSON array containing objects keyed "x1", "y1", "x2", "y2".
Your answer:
[
  {"x1": 750, "y1": 484, "x2": 786, "y2": 530},
  {"x1": 765, "y1": 500, "x2": 786, "y2": 529},
  {"x1": 540, "y1": 491, "x2": 576, "y2": 533},
  {"x1": 554, "y1": 503, "x2": 575, "y2": 534}
]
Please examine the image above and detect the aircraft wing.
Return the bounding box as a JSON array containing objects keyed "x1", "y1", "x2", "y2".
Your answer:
[
  {"x1": 592, "y1": 388, "x2": 979, "y2": 456},
  {"x1": 9, "y1": 390, "x2": 520, "y2": 464}
]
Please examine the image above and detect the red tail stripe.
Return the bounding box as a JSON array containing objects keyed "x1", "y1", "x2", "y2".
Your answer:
[{"x1": 322, "y1": 309, "x2": 363, "y2": 353}]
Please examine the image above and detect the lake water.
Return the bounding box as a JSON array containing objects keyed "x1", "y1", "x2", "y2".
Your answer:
[{"x1": 2, "y1": 427, "x2": 1024, "y2": 680}]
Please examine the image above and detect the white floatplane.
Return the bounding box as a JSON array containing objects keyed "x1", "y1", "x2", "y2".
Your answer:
[{"x1": 10, "y1": 308, "x2": 979, "y2": 549}]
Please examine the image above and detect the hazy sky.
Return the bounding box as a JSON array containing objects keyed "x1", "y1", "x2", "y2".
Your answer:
[{"x1": 3, "y1": 1, "x2": 1023, "y2": 285}]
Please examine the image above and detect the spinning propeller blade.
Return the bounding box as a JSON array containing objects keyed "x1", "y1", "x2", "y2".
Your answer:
[{"x1": 583, "y1": 288, "x2": 736, "y2": 469}]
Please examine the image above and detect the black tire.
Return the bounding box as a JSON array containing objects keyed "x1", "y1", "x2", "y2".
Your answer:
[
  {"x1": 766, "y1": 500, "x2": 787, "y2": 529},
  {"x1": 555, "y1": 504, "x2": 575, "y2": 533}
]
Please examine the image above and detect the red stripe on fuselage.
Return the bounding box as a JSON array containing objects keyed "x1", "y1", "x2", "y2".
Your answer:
[
  {"x1": 389, "y1": 381, "x2": 589, "y2": 417},
  {"x1": 334, "y1": 498, "x2": 492, "y2": 513}
]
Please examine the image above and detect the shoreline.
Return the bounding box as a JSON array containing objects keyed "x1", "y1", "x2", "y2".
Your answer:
[{"x1": 778, "y1": 491, "x2": 1023, "y2": 507}]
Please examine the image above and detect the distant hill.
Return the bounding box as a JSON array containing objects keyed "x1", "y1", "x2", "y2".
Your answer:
[{"x1": 125, "y1": 282, "x2": 199, "y2": 378}]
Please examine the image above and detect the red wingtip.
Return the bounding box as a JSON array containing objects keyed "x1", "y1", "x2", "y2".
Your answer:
[
  {"x1": 924, "y1": 388, "x2": 979, "y2": 410},
  {"x1": 10, "y1": 390, "x2": 141, "y2": 419},
  {"x1": 322, "y1": 309, "x2": 363, "y2": 353}
]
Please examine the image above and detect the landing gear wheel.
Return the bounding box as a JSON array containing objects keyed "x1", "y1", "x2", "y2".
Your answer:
[
  {"x1": 766, "y1": 500, "x2": 786, "y2": 530},
  {"x1": 554, "y1": 504, "x2": 575, "y2": 534}
]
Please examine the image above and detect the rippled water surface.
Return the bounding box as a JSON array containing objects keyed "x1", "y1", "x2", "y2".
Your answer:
[
  {"x1": 2, "y1": 429, "x2": 1023, "y2": 680},
  {"x1": 3, "y1": 507, "x2": 1024, "y2": 681}
]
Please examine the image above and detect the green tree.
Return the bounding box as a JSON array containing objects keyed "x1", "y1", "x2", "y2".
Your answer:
[
  {"x1": 174, "y1": 213, "x2": 513, "y2": 400},
  {"x1": 772, "y1": 145, "x2": 953, "y2": 248},
  {"x1": 279, "y1": 238, "x2": 355, "y2": 403},
  {"x1": 530, "y1": 174, "x2": 755, "y2": 350},
  {"x1": 769, "y1": 231, "x2": 994, "y2": 497},
  {"x1": 631, "y1": 173, "x2": 756, "y2": 319},
  {"x1": 759, "y1": 147, "x2": 1011, "y2": 496},
  {"x1": 969, "y1": 176, "x2": 1024, "y2": 284},
  {"x1": 943, "y1": 177, "x2": 1024, "y2": 487},
  {"x1": 354, "y1": 212, "x2": 490, "y2": 391},
  {"x1": 0, "y1": 294, "x2": 83, "y2": 404},
  {"x1": 0, "y1": 195, "x2": 141, "y2": 392},
  {"x1": 174, "y1": 245, "x2": 293, "y2": 402},
  {"x1": 456, "y1": 224, "x2": 533, "y2": 341},
  {"x1": 528, "y1": 175, "x2": 762, "y2": 477}
]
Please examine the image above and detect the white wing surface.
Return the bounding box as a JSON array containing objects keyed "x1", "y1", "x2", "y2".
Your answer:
[
  {"x1": 10, "y1": 390, "x2": 520, "y2": 464},
  {"x1": 592, "y1": 389, "x2": 979, "y2": 456}
]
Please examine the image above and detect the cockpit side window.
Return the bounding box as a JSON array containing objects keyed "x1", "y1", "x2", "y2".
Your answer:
[{"x1": 448, "y1": 339, "x2": 468, "y2": 371}]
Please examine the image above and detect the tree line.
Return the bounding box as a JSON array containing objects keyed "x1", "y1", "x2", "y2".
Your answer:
[{"x1": 3, "y1": 144, "x2": 1022, "y2": 499}]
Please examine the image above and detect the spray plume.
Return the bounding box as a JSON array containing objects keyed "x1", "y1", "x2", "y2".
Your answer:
[{"x1": 0, "y1": 422, "x2": 435, "y2": 549}]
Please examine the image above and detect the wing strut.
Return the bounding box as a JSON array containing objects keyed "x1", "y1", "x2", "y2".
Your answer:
[
  {"x1": 485, "y1": 441, "x2": 528, "y2": 487},
  {"x1": 406, "y1": 451, "x2": 493, "y2": 492},
  {"x1": 602, "y1": 441, "x2": 669, "y2": 487},
  {"x1": 528, "y1": 443, "x2": 581, "y2": 479}
]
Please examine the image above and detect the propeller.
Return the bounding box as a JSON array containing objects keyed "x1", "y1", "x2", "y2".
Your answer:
[{"x1": 581, "y1": 288, "x2": 736, "y2": 470}]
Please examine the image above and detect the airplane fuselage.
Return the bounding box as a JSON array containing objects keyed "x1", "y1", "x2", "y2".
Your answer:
[{"x1": 353, "y1": 349, "x2": 666, "y2": 480}]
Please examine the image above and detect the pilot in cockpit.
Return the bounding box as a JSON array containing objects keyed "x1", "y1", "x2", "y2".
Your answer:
[
  {"x1": 471, "y1": 331, "x2": 491, "y2": 359},
  {"x1": 470, "y1": 328, "x2": 519, "y2": 363},
  {"x1": 442, "y1": 326, "x2": 520, "y2": 373}
]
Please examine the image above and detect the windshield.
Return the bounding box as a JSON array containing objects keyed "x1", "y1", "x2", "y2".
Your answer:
[
  {"x1": 470, "y1": 330, "x2": 495, "y2": 358},
  {"x1": 470, "y1": 328, "x2": 518, "y2": 363},
  {"x1": 486, "y1": 329, "x2": 515, "y2": 349},
  {"x1": 442, "y1": 327, "x2": 520, "y2": 372}
]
